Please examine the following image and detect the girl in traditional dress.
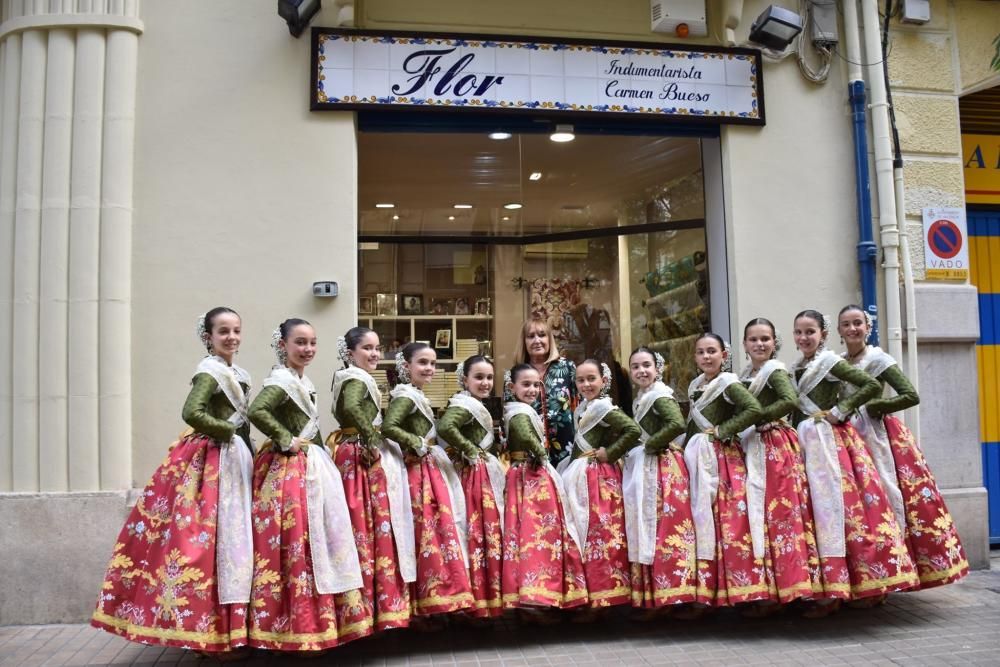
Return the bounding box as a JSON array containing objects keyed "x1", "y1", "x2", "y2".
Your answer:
[
  {"x1": 683, "y1": 332, "x2": 771, "y2": 610},
  {"x1": 247, "y1": 319, "x2": 370, "y2": 651},
  {"x1": 625, "y1": 347, "x2": 698, "y2": 612},
  {"x1": 437, "y1": 355, "x2": 505, "y2": 619},
  {"x1": 837, "y1": 304, "x2": 968, "y2": 589},
  {"x1": 790, "y1": 309, "x2": 918, "y2": 610},
  {"x1": 560, "y1": 359, "x2": 640, "y2": 612},
  {"x1": 502, "y1": 364, "x2": 589, "y2": 611},
  {"x1": 331, "y1": 327, "x2": 414, "y2": 632},
  {"x1": 382, "y1": 343, "x2": 474, "y2": 619},
  {"x1": 739, "y1": 318, "x2": 824, "y2": 608},
  {"x1": 93, "y1": 307, "x2": 254, "y2": 657}
]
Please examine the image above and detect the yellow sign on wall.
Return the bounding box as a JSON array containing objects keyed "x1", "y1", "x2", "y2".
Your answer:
[{"x1": 963, "y1": 133, "x2": 1000, "y2": 205}]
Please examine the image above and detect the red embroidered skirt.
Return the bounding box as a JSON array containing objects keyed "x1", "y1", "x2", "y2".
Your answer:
[
  {"x1": 501, "y1": 462, "x2": 588, "y2": 609},
  {"x1": 630, "y1": 449, "x2": 698, "y2": 608},
  {"x1": 580, "y1": 461, "x2": 631, "y2": 608},
  {"x1": 247, "y1": 445, "x2": 373, "y2": 650},
  {"x1": 461, "y1": 459, "x2": 504, "y2": 618},
  {"x1": 883, "y1": 415, "x2": 968, "y2": 588},
  {"x1": 91, "y1": 435, "x2": 247, "y2": 652}
]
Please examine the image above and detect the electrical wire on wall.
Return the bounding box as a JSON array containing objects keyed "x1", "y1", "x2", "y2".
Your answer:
[{"x1": 751, "y1": 0, "x2": 834, "y2": 84}]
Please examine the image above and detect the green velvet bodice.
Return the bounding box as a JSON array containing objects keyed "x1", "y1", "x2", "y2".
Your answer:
[
  {"x1": 684, "y1": 381, "x2": 763, "y2": 442},
  {"x1": 573, "y1": 406, "x2": 641, "y2": 463},
  {"x1": 792, "y1": 359, "x2": 880, "y2": 423},
  {"x1": 181, "y1": 373, "x2": 251, "y2": 444},
  {"x1": 382, "y1": 394, "x2": 433, "y2": 455},
  {"x1": 437, "y1": 404, "x2": 491, "y2": 460},
  {"x1": 743, "y1": 368, "x2": 798, "y2": 425},
  {"x1": 637, "y1": 397, "x2": 685, "y2": 454},
  {"x1": 506, "y1": 413, "x2": 547, "y2": 462},
  {"x1": 333, "y1": 378, "x2": 382, "y2": 446},
  {"x1": 866, "y1": 365, "x2": 919, "y2": 419},
  {"x1": 248, "y1": 384, "x2": 323, "y2": 451}
]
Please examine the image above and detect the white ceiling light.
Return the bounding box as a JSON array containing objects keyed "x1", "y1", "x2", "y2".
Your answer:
[
  {"x1": 453, "y1": 203, "x2": 473, "y2": 209},
  {"x1": 392, "y1": 214, "x2": 399, "y2": 220},
  {"x1": 503, "y1": 202, "x2": 523, "y2": 210},
  {"x1": 549, "y1": 124, "x2": 575, "y2": 142},
  {"x1": 488, "y1": 131, "x2": 512, "y2": 140},
  {"x1": 501, "y1": 216, "x2": 510, "y2": 221},
  {"x1": 529, "y1": 172, "x2": 543, "y2": 181},
  {"x1": 375, "y1": 203, "x2": 395, "y2": 208},
  {"x1": 448, "y1": 215, "x2": 455, "y2": 221}
]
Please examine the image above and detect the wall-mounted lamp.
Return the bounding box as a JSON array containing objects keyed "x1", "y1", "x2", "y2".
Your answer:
[
  {"x1": 549, "y1": 124, "x2": 575, "y2": 143},
  {"x1": 278, "y1": 0, "x2": 321, "y2": 38},
  {"x1": 748, "y1": 5, "x2": 803, "y2": 51}
]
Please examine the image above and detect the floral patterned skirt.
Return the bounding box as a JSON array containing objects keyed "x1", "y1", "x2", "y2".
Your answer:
[
  {"x1": 91, "y1": 434, "x2": 247, "y2": 652},
  {"x1": 883, "y1": 416, "x2": 968, "y2": 588},
  {"x1": 695, "y1": 440, "x2": 774, "y2": 607},
  {"x1": 406, "y1": 456, "x2": 474, "y2": 616},
  {"x1": 580, "y1": 462, "x2": 631, "y2": 607},
  {"x1": 461, "y1": 459, "x2": 504, "y2": 618},
  {"x1": 248, "y1": 444, "x2": 373, "y2": 650},
  {"x1": 760, "y1": 427, "x2": 825, "y2": 603},
  {"x1": 334, "y1": 438, "x2": 411, "y2": 631},
  {"x1": 501, "y1": 462, "x2": 588, "y2": 609},
  {"x1": 629, "y1": 449, "x2": 698, "y2": 608}
]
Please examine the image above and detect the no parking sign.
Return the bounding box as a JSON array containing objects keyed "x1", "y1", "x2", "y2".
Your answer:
[{"x1": 922, "y1": 207, "x2": 969, "y2": 280}]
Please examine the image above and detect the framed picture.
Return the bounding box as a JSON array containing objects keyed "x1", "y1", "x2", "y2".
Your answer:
[
  {"x1": 376, "y1": 293, "x2": 398, "y2": 316},
  {"x1": 434, "y1": 328, "x2": 452, "y2": 349},
  {"x1": 358, "y1": 296, "x2": 374, "y2": 316},
  {"x1": 429, "y1": 298, "x2": 454, "y2": 315},
  {"x1": 477, "y1": 340, "x2": 493, "y2": 357},
  {"x1": 475, "y1": 298, "x2": 491, "y2": 316},
  {"x1": 401, "y1": 294, "x2": 423, "y2": 315},
  {"x1": 454, "y1": 296, "x2": 471, "y2": 315}
]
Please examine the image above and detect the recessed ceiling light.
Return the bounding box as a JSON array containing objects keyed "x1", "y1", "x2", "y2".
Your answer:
[
  {"x1": 503, "y1": 202, "x2": 523, "y2": 210},
  {"x1": 453, "y1": 204, "x2": 473, "y2": 209},
  {"x1": 529, "y1": 172, "x2": 543, "y2": 181},
  {"x1": 448, "y1": 215, "x2": 455, "y2": 221},
  {"x1": 392, "y1": 214, "x2": 399, "y2": 220},
  {"x1": 375, "y1": 203, "x2": 395, "y2": 209},
  {"x1": 488, "y1": 131, "x2": 512, "y2": 140},
  {"x1": 502, "y1": 216, "x2": 510, "y2": 221},
  {"x1": 549, "y1": 124, "x2": 575, "y2": 142}
]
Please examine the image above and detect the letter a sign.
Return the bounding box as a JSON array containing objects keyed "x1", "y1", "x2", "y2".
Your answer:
[{"x1": 922, "y1": 207, "x2": 969, "y2": 281}]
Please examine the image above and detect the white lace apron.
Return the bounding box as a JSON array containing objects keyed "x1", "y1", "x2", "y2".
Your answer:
[
  {"x1": 439, "y1": 391, "x2": 506, "y2": 534},
  {"x1": 843, "y1": 346, "x2": 907, "y2": 534},
  {"x1": 333, "y1": 367, "x2": 416, "y2": 583},
  {"x1": 736, "y1": 359, "x2": 787, "y2": 560},
  {"x1": 624, "y1": 381, "x2": 675, "y2": 565},
  {"x1": 390, "y1": 383, "x2": 470, "y2": 567},
  {"x1": 791, "y1": 350, "x2": 847, "y2": 559},
  {"x1": 503, "y1": 402, "x2": 583, "y2": 554},
  {"x1": 264, "y1": 367, "x2": 363, "y2": 594},
  {"x1": 683, "y1": 372, "x2": 738, "y2": 561},
  {"x1": 559, "y1": 397, "x2": 616, "y2": 552},
  {"x1": 195, "y1": 356, "x2": 254, "y2": 605}
]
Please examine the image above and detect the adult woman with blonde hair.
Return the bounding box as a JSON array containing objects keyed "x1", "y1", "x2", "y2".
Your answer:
[{"x1": 514, "y1": 317, "x2": 578, "y2": 467}]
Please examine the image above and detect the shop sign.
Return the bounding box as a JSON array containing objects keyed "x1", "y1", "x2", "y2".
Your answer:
[
  {"x1": 922, "y1": 207, "x2": 969, "y2": 281},
  {"x1": 312, "y1": 29, "x2": 764, "y2": 124},
  {"x1": 963, "y1": 133, "x2": 1000, "y2": 205}
]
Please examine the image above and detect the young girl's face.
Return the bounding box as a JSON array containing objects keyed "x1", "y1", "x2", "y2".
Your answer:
[
  {"x1": 575, "y1": 362, "x2": 605, "y2": 401},
  {"x1": 465, "y1": 361, "x2": 494, "y2": 399},
  {"x1": 406, "y1": 347, "x2": 437, "y2": 389},
  {"x1": 743, "y1": 324, "x2": 776, "y2": 367},
  {"x1": 208, "y1": 312, "x2": 241, "y2": 362},
  {"x1": 512, "y1": 368, "x2": 541, "y2": 403},
  {"x1": 629, "y1": 351, "x2": 657, "y2": 390},
  {"x1": 694, "y1": 336, "x2": 726, "y2": 376},
  {"x1": 350, "y1": 332, "x2": 381, "y2": 371},
  {"x1": 793, "y1": 316, "x2": 825, "y2": 358},
  {"x1": 837, "y1": 309, "x2": 868, "y2": 349},
  {"x1": 282, "y1": 324, "x2": 317, "y2": 372}
]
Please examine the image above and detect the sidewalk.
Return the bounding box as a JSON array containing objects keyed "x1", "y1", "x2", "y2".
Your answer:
[{"x1": 3, "y1": 561, "x2": 999, "y2": 666}]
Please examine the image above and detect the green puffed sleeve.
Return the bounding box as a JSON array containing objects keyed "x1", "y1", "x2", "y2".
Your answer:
[
  {"x1": 382, "y1": 396, "x2": 426, "y2": 454},
  {"x1": 830, "y1": 359, "x2": 881, "y2": 417},
  {"x1": 181, "y1": 373, "x2": 236, "y2": 442},
  {"x1": 759, "y1": 370, "x2": 798, "y2": 424},
  {"x1": 643, "y1": 397, "x2": 685, "y2": 454},
  {"x1": 248, "y1": 385, "x2": 295, "y2": 450},
  {"x1": 508, "y1": 413, "x2": 547, "y2": 461},
  {"x1": 337, "y1": 378, "x2": 381, "y2": 445},
  {"x1": 437, "y1": 406, "x2": 481, "y2": 460},
  {"x1": 866, "y1": 364, "x2": 919, "y2": 418},
  {"x1": 601, "y1": 409, "x2": 642, "y2": 463},
  {"x1": 716, "y1": 382, "x2": 763, "y2": 440}
]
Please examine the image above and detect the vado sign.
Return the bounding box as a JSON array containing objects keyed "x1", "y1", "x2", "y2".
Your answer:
[
  {"x1": 922, "y1": 207, "x2": 969, "y2": 281},
  {"x1": 311, "y1": 29, "x2": 764, "y2": 124}
]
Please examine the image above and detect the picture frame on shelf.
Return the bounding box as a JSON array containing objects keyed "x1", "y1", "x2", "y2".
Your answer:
[
  {"x1": 429, "y1": 298, "x2": 454, "y2": 315},
  {"x1": 401, "y1": 294, "x2": 423, "y2": 315},
  {"x1": 454, "y1": 297, "x2": 471, "y2": 315},
  {"x1": 376, "y1": 293, "x2": 398, "y2": 316},
  {"x1": 477, "y1": 340, "x2": 493, "y2": 357},
  {"x1": 358, "y1": 296, "x2": 374, "y2": 316},
  {"x1": 474, "y1": 298, "x2": 491, "y2": 316},
  {"x1": 434, "y1": 328, "x2": 452, "y2": 349}
]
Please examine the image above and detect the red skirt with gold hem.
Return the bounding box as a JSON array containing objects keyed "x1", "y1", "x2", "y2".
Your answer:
[
  {"x1": 883, "y1": 416, "x2": 968, "y2": 588},
  {"x1": 248, "y1": 445, "x2": 373, "y2": 651},
  {"x1": 334, "y1": 438, "x2": 412, "y2": 631},
  {"x1": 580, "y1": 462, "x2": 631, "y2": 608},
  {"x1": 629, "y1": 449, "x2": 698, "y2": 609},
  {"x1": 461, "y1": 459, "x2": 504, "y2": 618},
  {"x1": 501, "y1": 462, "x2": 589, "y2": 609},
  {"x1": 695, "y1": 441, "x2": 774, "y2": 607},
  {"x1": 91, "y1": 434, "x2": 247, "y2": 653}
]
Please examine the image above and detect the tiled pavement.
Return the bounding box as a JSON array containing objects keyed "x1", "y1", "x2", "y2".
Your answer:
[{"x1": 3, "y1": 561, "x2": 1000, "y2": 666}]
